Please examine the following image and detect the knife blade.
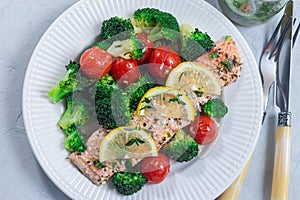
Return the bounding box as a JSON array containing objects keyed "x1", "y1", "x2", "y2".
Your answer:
[
  {"x1": 276, "y1": 0, "x2": 293, "y2": 114},
  {"x1": 271, "y1": 1, "x2": 293, "y2": 200}
]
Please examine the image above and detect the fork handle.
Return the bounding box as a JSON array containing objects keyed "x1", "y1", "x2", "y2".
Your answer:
[{"x1": 271, "y1": 112, "x2": 291, "y2": 200}]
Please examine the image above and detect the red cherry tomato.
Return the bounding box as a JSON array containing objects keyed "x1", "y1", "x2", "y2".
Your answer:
[
  {"x1": 136, "y1": 33, "x2": 154, "y2": 65},
  {"x1": 148, "y1": 46, "x2": 181, "y2": 79},
  {"x1": 111, "y1": 57, "x2": 140, "y2": 86},
  {"x1": 189, "y1": 115, "x2": 218, "y2": 145},
  {"x1": 79, "y1": 46, "x2": 112, "y2": 78},
  {"x1": 140, "y1": 153, "x2": 170, "y2": 184}
]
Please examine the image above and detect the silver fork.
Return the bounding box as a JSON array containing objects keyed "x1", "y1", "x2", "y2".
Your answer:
[{"x1": 259, "y1": 15, "x2": 293, "y2": 123}]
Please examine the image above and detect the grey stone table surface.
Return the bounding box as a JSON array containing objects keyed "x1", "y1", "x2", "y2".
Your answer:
[{"x1": 0, "y1": 0, "x2": 299, "y2": 199}]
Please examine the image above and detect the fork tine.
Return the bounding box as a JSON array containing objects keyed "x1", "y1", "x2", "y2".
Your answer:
[
  {"x1": 271, "y1": 17, "x2": 293, "y2": 61},
  {"x1": 293, "y1": 22, "x2": 300, "y2": 47},
  {"x1": 263, "y1": 14, "x2": 286, "y2": 53}
]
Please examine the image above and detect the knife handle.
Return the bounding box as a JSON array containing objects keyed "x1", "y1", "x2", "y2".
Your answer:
[
  {"x1": 217, "y1": 157, "x2": 252, "y2": 200},
  {"x1": 271, "y1": 123, "x2": 291, "y2": 200}
]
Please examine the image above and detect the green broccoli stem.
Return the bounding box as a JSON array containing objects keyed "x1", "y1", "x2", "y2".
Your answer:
[
  {"x1": 147, "y1": 32, "x2": 164, "y2": 42},
  {"x1": 58, "y1": 100, "x2": 73, "y2": 129},
  {"x1": 48, "y1": 84, "x2": 71, "y2": 104},
  {"x1": 106, "y1": 40, "x2": 128, "y2": 58},
  {"x1": 106, "y1": 35, "x2": 144, "y2": 60},
  {"x1": 145, "y1": 25, "x2": 161, "y2": 40}
]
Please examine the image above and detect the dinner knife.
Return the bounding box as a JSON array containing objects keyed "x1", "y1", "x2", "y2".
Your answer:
[{"x1": 271, "y1": 1, "x2": 293, "y2": 200}]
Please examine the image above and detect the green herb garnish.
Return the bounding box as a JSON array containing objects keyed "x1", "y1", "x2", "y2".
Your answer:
[
  {"x1": 221, "y1": 59, "x2": 233, "y2": 71},
  {"x1": 94, "y1": 160, "x2": 107, "y2": 169},
  {"x1": 195, "y1": 90, "x2": 204, "y2": 97},
  {"x1": 210, "y1": 52, "x2": 218, "y2": 59},
  {"x1": 139, "y1": 105, "x2": 156, "y2": 111},
  {"x1": 178, "y1": 72, "x2": 184, "y2": 82},
  {"x1": 169, "y1": 94, "x2": 186, "y2": 105},
  {"x1": 126, "y1": 138, "x2": 145, "y2": 146},
  {"x1": 142, "y1": 97, "x2": 151, "y2": 104},
  {"x1": 140, "y1": 97, "x2": 156, "y2": 111}
]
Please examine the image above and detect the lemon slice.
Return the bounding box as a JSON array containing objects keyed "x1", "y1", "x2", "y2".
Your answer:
[
  {"x1": 99, "y1": 126, "x2": 158, "y2": 162},
  {"x1": 136, "y1": 86, "x2": 195, "y2": 121},
  {"x1": 166, "y1": 62, "x2": 221, "y2": 95}
]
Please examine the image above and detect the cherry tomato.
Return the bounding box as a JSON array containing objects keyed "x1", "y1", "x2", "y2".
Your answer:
[
  {"x1": 136, "y1": 33, "x2": 154, "y2": 65},
  {"x1": 189, "y1": 115, "x2": 218, "y2": 145},
  {"x1": 148, "y1": 46, "x2": 181, "y2": 79},
  {"x1": 79, "y1": 46, "x2": 112, "y2": 78},
  {"x1": 140, "y1": 153, "x2": 170, "y2": 184},
  {"x1": 111, "y1": 57, "x2": 140, "y2": 85}
]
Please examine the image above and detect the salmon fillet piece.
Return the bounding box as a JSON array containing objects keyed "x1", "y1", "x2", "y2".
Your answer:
[
  {"x1": 194, "y1": 37, "x2": 242, "y2": 87},
  {"x1": 69, "y1": 150, "x2": 141, "y2": 185},
  {"x1": 130, "y1": 115, "x2": 191, "y2": 148},
  {"x1": 69, "y1": 128, "x2": 141, "y2": 185},
  {"x1": 69, "y1": 116, "x2": 191, "y2": 185},
  {"x1": 85, "y1": 127, "x2": 110, "y2": 160}
]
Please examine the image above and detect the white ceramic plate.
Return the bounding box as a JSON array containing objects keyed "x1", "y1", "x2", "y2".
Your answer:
[{"x1": 22, "y1": 0, "x2": 263, "y2": 199}]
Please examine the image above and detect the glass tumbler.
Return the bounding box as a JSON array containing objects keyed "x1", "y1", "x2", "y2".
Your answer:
[{"x1": 218, "y1": 0, "x2": 288, "y2": 26}]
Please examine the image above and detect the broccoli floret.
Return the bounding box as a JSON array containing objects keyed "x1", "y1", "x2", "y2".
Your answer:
[
  {"x1": 112, "y1": 172, "x2": 147, "y2": 195},
  {"x1": 161, "y1": 129, "x2": 199, "y2": 162},
  {"x1": 100, "y1": 16, "x2": 134, "y2": 40},
  {"x1": 95, "y1": 74, "x2": 131, "y2": 129},
  {"x1": 191, "y1": 30, "x2": 214, "y2": 51},
  {"x1": 202, "y1": 98, "x2": 228, "y2": 119},
  {"x1": 48, "y1": 61, "x2": 96, "y2": 103},
  {"x1": 126, "y1": 73, "x2": 157, "y2": 114},
  {"x1": 58, "y1": 93, "x2": 91, "y2": 153},
  {"x1": 63, "y1": 125, "x2": 86, "y2": 153},
  {"x1": 180, "y1": 24, "x2": 214, "y2": 61},
  {"x1": 133, "y1": 8, "x2": 180, "y2": 47},
  {"x1": 48, "y1": 61, "x2": 79, "y2": 103},
  {"x1": 105, "y1": 35, "x2": 145, "y2": 60},
  {"x1": 94, "y1": 16, "x2": 135, "y2": 54},
  {"x1": 95, "y1": 16, "x2": 134, "y2": 51},
  {"x1": 58, "y1": 93, "x2": 91, "y2": 130}
]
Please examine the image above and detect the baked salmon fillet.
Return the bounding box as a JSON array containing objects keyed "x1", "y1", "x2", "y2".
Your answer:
[
  {"x1": 69, "y1": 116, "x2": 191, "y2": 185},
  {"x1": 194, "y1": 37, "x2": 242, "y2": 87}
]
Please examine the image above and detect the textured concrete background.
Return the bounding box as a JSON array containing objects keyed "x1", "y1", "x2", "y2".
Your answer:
[{"x1": 0, "y1": 0, "x2": 299, "y2": 199}]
